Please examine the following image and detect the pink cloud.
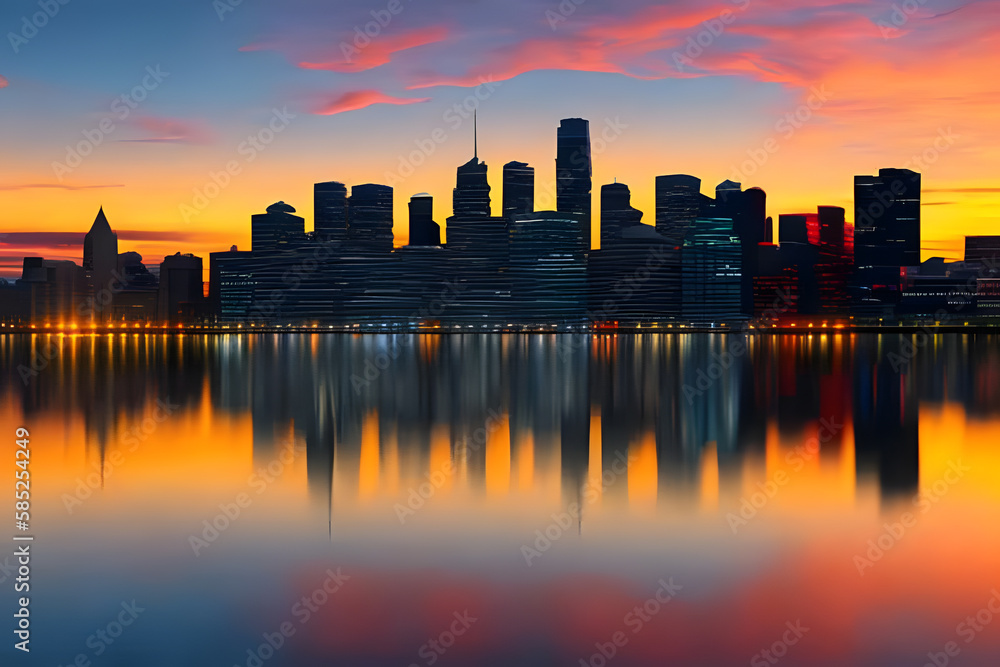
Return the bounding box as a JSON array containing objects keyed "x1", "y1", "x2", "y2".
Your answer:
[
  {"x1": 299, "y1": 25, "x2": 449, "y2": 73},
  {"x1": 313, "y1": 90, "x2": 430, "y2": 116},
  {"x1": 118, "y1": 116, "x2": 214, "y2": 144},
  {"x1": 0, "y1": 75, "x2": 8, "y2": 89}
]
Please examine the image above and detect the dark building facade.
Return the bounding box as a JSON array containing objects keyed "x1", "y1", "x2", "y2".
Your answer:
[
  {"x1": 600, "y1": 182, "x2": 643, "y2": 246},
  {"x1": 83, "y1": 207, "x2": 119, "y2": 321},
  {"x1": 502, "y1": 161, "x2": 534, "y2": 220},
  {"x1": 655, "y1": 175, "x2": 703, "y2": 248},
  {"x1": 158, "y1": 253, "x2": 204, "y2": 323},
  {"x1": 314, "y1": 181, "x2": 349, "y2": 242},
  {"x1": 453, "y1": 157, "x2": 491, "y2": 218},
  {"x1": 509, "y1": 211, "x2": 588, "y2": 324},
  {"x1": 556, "y1": 118, "x2": 593, "y2": 250},
  {"x1": 408, "y1": 194, "x2": 441, "y2": 247},
  {"x1": 348, "y1": 184, "x2": 394, "y2": 252},
  {"x1": 252, "y1": 201, "x2": 306, "y2": 253}
]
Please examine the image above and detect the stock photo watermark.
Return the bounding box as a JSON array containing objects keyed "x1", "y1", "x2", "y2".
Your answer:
[
  {"x1": 671, "y1": 0, "x2": 752, "y2": 72},
  {"x1": 7, "y1": 0, "x2": 72, "y2": 53},
  {"x1": 188, "y1": 442, "x2": 306, "y2": 556},
  {"x1": 726, "y1": 417, "x2": 844, "y2": 534},
  {"x1": 62, "y1": 398, "x2": 181, "y2": 514},
  {"x1": 521, "y1": 451, "x2": 634, "y2": 567},
  {"x1": 922, "y1": 589, "x2": 1000, "y2": 667},
  {"x1": 233, "y1": 567, "x2": 350, "y2": 667},
  {"x1": 853, "y1": 459, "x2": 970, "y2": 575},
  {"x1": 180, "y1": 106, "x2": 296, "y2": 221},
  {"x1": 578, "y1": 577, "x2": 683, "y2": 667},
  {"x1": 750, "y1": 620, "x2": 809, "y2": 666},
  {"x1": 394, "y1": 409, "x2": 507, "y2": 523},
  {"x1": 51, "y1": 65, "x2": 170, "y2": 180}
]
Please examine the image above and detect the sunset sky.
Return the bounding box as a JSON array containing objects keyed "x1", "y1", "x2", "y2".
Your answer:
[{"x1": 1, "y1": 0, "x2": 998, "y2": 277}]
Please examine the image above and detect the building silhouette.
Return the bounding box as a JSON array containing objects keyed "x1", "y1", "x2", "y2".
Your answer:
[
  {"x1": 348, "y1": 185, "x2": 394, "y2": 251},
  {"x1": 682, "y1": 218, "x2": 742, "y2": 324},
  {"x1": 854, "y1": 168, "x2": 921, "y2": 315},
  {"x1": 509, "y1": 211, "x2": 588, "y2": 323},
  {"x1": 314, "y1": 181, "x2": 349, "y2": 243},
  {"x1": 600, "y1": 182, "x2": 644, "y2": 246},
  {"x1": 252, "y1": 201, "x2": 306, "y2": 253},
  {"x1": 408, "y1": 194, "x2": 441, "y2": 247},
  {"x1": 655, "y1": 175, "x2": 703, "y2": 248},
  {"x1": 158, "y1": 253, "x2": 204, "y2": 323},
  {"x1": 502, "y1": 161, "x2": 534, "y2": 220},
  {"x1": 556, "y1": 118, "x2": 593, "y2": 250},
  {"x1": 83, "y1": 207, "x2": 119, "y2": 321},
  {"x1": 453, "y1": 157, "x2": 491, "y2": 218}
]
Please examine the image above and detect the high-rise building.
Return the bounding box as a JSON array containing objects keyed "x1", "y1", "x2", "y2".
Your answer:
[
  {"x1": 502, "y1": 161, "x2": 534, "y2": 220},
  {"x1": 655, "y1": 175, "x2": 702, "y2": 247},
  {"x1": 682, "y1": 218, "x2": 743, "y2": 324},
  {"x1": 314, "y1": 181, "x2": 348, "y2": 242},
  {"x1": 853, "y1": 168, "x2": 921, "y2": 315},
  {"x1": 252, "y1": 201, "x2": 306, "y2": 253},
  {"x1": 600, "y1": 182, "x2": 643, "y2": 246},
  {"x1": 556, "y1": 118, "x2": 592, "y2": 249},
  {"x1": 855, "y1": 168, "x2": 921, "y2": 268},
  {"x1": 816, "y1": 206, "x2": 852, "y2": 316},
  {"x1": 210, "y1": 246, "x2": 255, "y2": 322},
  {"x1": 158, "y1": 253, "x2": 204, "y2": 323},
  {"x1": 408, "y1": 194, "x2": 441, "y2": 246},
  {"x1": 509, "y1": 211, "x2": 588, "y2": 323},
  {"x1": 453, "y1": 157, "x2": 491, "y2": 218},
  {"x1": 83, "y1": 207, "x2": 119, "y2": 320},
  {"x1": 965, "y1": 236, "x2": 1000, "y2": 264},
  {"x1": 348, "y1": 184, "x2": 394, "y2": 251}
]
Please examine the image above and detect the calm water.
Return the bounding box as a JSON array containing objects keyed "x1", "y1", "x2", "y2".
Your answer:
[{"x1": 2, "y1": 333, "x2": 1000, "y2": 666}]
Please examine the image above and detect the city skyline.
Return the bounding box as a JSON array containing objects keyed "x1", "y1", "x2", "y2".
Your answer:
[
  {"x1": 2, "y1": 0, "x2": 998, "y2": 276},
  {"x1": 3, "y1": 113, "x2": 998, "y2": 329}
]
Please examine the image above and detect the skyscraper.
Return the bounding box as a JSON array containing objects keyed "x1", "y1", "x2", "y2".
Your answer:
[
  {"x1": 655, "y1": 175, "x2": 702, "y2": 247},
  {"x1": 682, "y1": 218, "x2": 743, "y2": 324},
  {"x1": 502, "y1": 161, "x2": 534, "y2": 220},
  {"x1": 453, "y1": 157, "x2": 491, "y2": 218},
  {"x1": 509, "y1": 211, "x2": 588, "y2": 323},
  {"x1": 855, "y1": 168, "x2": 921, "y2": 268},
  {"x1": 314, "y1": 181, "x2": 348, "y2": 242},
  {"x1": 854, "y1": 168, "x2": 921, "y2": 314},
  {"x1": 157, "y1": 253, "x2": 204, "y2": 323},
  {"x1": 453, "y1": 113, "x2": 491, "y2": 218},
  {"x1": 556, "y1": 118, "x2": 592, "y2": 249},
  {"x1": 252, "y1": 202, "x2": 306, "y2": 253},
  {"x1": 348, "y1": 184, "x2": 394, "y2": 251},
  {"x1": 408, "y1": 194, "x2": 441, "y2": 246},
  {"x1": 83, "y1": 207, "x2": 119, "y2": 320},
  {"x1": 600, "y1": 182, "x2": 643, "y2": 246}
]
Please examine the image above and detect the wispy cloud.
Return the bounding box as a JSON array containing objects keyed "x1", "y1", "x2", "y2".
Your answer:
[
  {"x1": 0, "y1": 75, "x2": 8, "y2": 89},
  {"x1": 925, "y1": 187, "x2": 1000, "y2": 194},
  {"x1": 0, "y1": 183, "x2": 124, "y2": 192},
  {"x1": 313, "y1": 90, "x2": 430, "y2": 116},
  {"x1": 118, "y1": 116, "x2": 214, "y2": 144}
]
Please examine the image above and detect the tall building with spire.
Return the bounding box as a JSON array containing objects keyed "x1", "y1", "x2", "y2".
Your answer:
[
  {"x1": 83, "y1": 207, "x2": 119, "y2": 320},
  {"x1": 556, "y1": 118, "x2": 592, "y2": 249},
  {"x1": 453, "y1": 112, "x2": 491, "y2": 218}
]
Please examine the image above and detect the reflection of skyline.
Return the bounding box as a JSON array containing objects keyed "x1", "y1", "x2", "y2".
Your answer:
[{"x1": 7, "y1": 334, "x2": 1000, "y2": 509}]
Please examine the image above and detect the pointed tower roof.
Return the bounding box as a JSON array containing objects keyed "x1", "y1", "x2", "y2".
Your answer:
[{"x1": 89, "y1": 206, "x2": 113, "y2": 235}]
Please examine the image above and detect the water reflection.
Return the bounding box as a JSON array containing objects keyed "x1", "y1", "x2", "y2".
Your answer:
[
  {"x1": 4, "y1": 333, "x2": 1000, "y2": 666},
  {"x1": 5, "y1": 332, "x2": 999, "y2": 510}
]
